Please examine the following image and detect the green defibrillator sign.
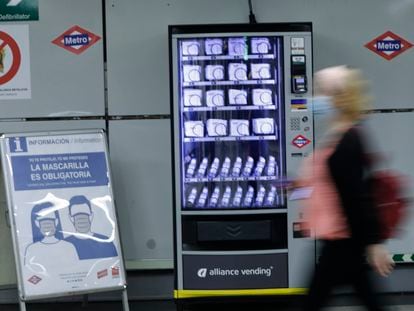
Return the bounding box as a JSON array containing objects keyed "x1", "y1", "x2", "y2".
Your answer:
[{"x1": 0, "y1": 0, "x2": 39, "y2": 22}]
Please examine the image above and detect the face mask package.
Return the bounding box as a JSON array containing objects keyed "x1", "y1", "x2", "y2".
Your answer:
[
  {"x1": 206, "y1": 119, "x2": 228, "y2": 137},
  {"x1": 184, "y1": 121, "x2": 204, "y2": 137},
  {"x1": 228, "y1": 89, "x2": 247, "y2": 105}
]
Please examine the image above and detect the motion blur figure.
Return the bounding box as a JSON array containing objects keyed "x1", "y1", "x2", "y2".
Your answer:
[{"x1": 300, "y1": 66, "x2": 394, "y2": 311}]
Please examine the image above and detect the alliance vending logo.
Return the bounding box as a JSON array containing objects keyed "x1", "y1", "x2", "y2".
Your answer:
[
  {"x1": 196, "y1": 266, "x2": 273, "y2": 278},
  {"x1": 292, "y1": 135, "x2": 311, "y2": 148},
  {"x1": 197, "y1": 268, "x2": 207, "y2": 278},
  {"x1": 365, "y1": 31, "x2": 413, "y2": 60},
  {"x1": 52, "y1": 25, "x2": 101, "y2": 55}
]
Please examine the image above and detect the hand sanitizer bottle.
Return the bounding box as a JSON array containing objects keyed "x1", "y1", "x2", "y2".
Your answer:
[
  {"x1": 253, "y1": 156, "x2": 266, "y2": 177},
  {"x1": 209, "y1": 186, "x2": 220, "y2": 208},
  {"x1": 208, "y1": 157, "x2": 220, "y2": 178},
  {"x1": 196, "y1": 186, "x2": 208, "y2": 208},
  {"x1": 232, "y1": 186, "x2": 243, "y2": 207},
  {"x1": 242, "y1": 156, "x2": 254, "y2": 177},
  {"x1": 197, "y1": 157, "x2": 209, "y2": 177},
  {"x1": 186, "y1": 158, "x2": 197, "y2": 178},
  {"x1": 232, "y1": 157, "x2": 242, "y2": 177},
  {"x1": 221, "y1": 186, "x2": 232, "y2": 208},
  {"x1": 254, "y1": 185, "x2": 266, "y2": 207},
  {"x1": 265, "y1": 186, "x2": 277, "y2": 206},
  {"x1": 187, "y1": 187, "x2": 198, "y2": 207},
  {"x1": 220, "y1": 157, "x2": 231, "y2": 177},
  {"x1": 266, "y1": 156, "x2": 276, "y2": 176},
  {"x1": 242, "y1": 186, "x2": 254, "y2": 207}
]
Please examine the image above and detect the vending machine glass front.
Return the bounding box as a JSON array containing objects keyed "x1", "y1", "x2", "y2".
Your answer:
[{"x1": 176, "y1": 35, "x2": 285, "y2": 211}]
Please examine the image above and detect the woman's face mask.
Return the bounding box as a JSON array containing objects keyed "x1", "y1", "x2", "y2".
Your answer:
[{"x1": 312, "y1": 96, "x2": 336, "y2": 119}]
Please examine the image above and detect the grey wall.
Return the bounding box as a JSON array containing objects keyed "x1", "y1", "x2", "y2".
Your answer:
[{"x1": 1, "y1": 0, "x2": 414, "y2": 301}]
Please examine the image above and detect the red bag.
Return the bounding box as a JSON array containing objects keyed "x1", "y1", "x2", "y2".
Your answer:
[{"x1": 370, "y1": 170, "x2": 408, "y2": 240}]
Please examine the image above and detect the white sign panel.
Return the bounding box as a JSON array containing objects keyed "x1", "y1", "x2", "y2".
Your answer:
[
  {"x1": 0, "y1": 130, "x2": 126, "y2": 300},
  {"x1": 0, "y1": 24, "x2": 31, "y2": 99}
]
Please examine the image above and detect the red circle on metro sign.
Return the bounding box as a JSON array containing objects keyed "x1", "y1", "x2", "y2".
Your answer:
[{"x1": 0, "y1": 31, "x2": 21, "y2": 85}]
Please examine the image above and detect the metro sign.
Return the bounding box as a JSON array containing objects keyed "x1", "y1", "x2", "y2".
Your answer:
[
  {"x1": 52, "y1": 25, "x2": 101, "y2": 55},
  {"x1": 28, "y1": 275, "x2": 42, "y2": 285},
  {"x1": 292, "y1": 135, "x2": 311, "y2": 149},
  {"x1": 365, "y1": 31, "x2": 413, "y2": 60}
]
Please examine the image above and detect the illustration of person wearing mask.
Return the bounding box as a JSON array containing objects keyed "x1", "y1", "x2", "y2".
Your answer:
[
  {"x1": 65, "y1": 195, "x2": 118, "y2": 260},
  {"x1": 24, "y1": 202, "x2": 78, "y2": 274}
]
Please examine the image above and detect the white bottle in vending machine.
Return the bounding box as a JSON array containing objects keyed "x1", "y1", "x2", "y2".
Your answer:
[
  {"x1": 221, "y1": 186, "x2": 232, "y2": 208},
  {"x1": 196, "y1": 187, "x2": 209, "y2": 208},
  {"x1": 197, "y1": 157, "x2": 209, "y2": 177},
  {"x1": 232, "y1": 186, "x2": 243, "y2": 207},
  {"x1": 242, "y1": 156, "x2": 254, "y2": 177},
  {"x1": 209, "y1": 186, "x2": 220, "y2": 208},
  {"x1": 255, "y1": 185, "x2": 266, "y2": 207},
  {"x1": 208, "y1": 157, "x2": 220, "y2": 178},
  {"x1": 187, "y1": 187, "x2": 198, "y2": 207},
  {"x1": 186, "y1": 158, "x2": 197, "y2": 178},
  {"x1": 253, "y1": 156, "x2": 266, "y2": 177},
  {"x1": 232, "y1": 157, "x2": 243, "y2": 177},
  {"x1": 265, "y1": 186, "x2": 277, "y2": 206},
  {"x1": 220, "y1": 157, "x2": 231, "y2": 177},
  {"x1": 243, "y1": 186, "x2": 254, "y2": 207},
  {"x1": 266, "y1": 156, "x2": 277, "y2": 176}
]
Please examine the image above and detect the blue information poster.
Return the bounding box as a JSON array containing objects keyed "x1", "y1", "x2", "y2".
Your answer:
[{"x1": 0, "y1": 130, "x2": 126, "y2": 300}]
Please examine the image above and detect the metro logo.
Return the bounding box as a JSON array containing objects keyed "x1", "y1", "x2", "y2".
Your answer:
[
  {"x1": 292, "y1": 135, "x2": 311, "y2": 149},
  {"x1": 376, "y1": 40, "x2": 401, "y2": 52},
  {"x1": 365, "y1": 31, "x2": 413, "y2": 60},
  {"x1": 64, "y1": 34, "x2": 89, "y2": 46},
  {"x1": 52, "y1": 25, "x2": 101, "y2": 55}
]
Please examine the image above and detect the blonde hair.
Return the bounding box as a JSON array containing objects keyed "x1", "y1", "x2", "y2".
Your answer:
[{"x1": 315, "y1": 66, "x2": 371, "y2": 121}]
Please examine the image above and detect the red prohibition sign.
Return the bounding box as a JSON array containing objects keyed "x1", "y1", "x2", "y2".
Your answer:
[{"x1": 0, "y1": 31, "x2": 22, "y2": 85}]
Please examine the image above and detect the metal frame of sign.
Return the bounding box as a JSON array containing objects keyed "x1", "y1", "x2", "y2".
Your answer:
[{"x1": 0, "y1": 129, "x2": 129, "y2": 311}]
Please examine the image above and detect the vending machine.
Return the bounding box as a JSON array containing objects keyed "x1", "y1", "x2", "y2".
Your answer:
[{"x1": 169, "y1": 23, "x2": 314, "y2": 300}]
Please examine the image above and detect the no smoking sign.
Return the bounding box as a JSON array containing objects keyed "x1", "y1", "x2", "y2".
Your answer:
[
  {"x1": 0, "y1": 25, "x2": 31, "y2": 100},
  {"x1": 0, "y1": 30, "x2": 21, "y2": 85}
]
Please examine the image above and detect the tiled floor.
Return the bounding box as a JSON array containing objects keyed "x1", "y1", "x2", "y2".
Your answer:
[{"x1": 0, "y1": 300, "x2": 413, "y2": 311}]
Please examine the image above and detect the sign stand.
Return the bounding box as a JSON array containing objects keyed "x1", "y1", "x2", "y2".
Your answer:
[
  {"x1": 17, "y1": 288, "x2": 130, "y2": 311},
  {"x1": 0, "y1": 130, "x2": 130, "y2": 311},
  {"x1": 19, "y1": 299, "x2": 26, "y2": 311},
  {"x1": 122, "y1": 289, "x2": 130, "y2": 311}
]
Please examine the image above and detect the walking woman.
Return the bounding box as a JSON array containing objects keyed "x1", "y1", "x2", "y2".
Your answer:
[{"x1": 300, "y1": 66, "x2": 394, "y2": 311}]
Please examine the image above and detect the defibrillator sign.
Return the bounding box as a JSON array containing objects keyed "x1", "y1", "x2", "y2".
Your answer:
[{"x1": 0, "y1": 0, "x2": 39, "y2": 22}]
